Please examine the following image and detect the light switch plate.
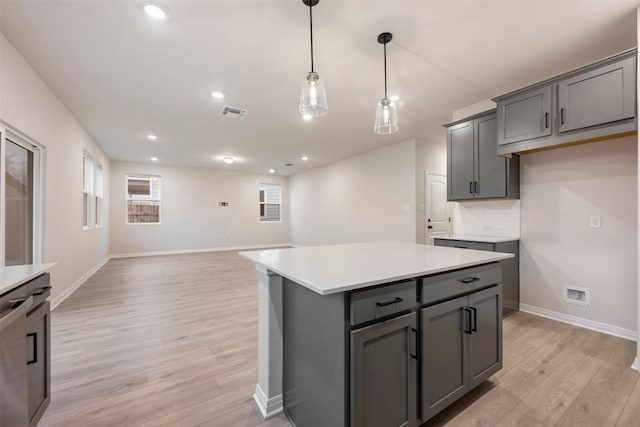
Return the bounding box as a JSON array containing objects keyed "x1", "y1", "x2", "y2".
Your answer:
[{"x1": 589, "y1": 215, "x2": 601, "y2": 228}]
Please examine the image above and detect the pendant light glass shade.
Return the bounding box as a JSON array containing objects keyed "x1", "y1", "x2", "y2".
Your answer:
[
  {"x1": 374, "y1": 32, "x2": 398, "y2": 134},
  {"x1": 299, "y1": 0, "x2": 327, "y2": 118},
  {"x1": 374, "y1": 98, "x2": 398, "y2": 134},
  {"x1": 300, "y1": 71, "x2": 328, "y2": 118}
]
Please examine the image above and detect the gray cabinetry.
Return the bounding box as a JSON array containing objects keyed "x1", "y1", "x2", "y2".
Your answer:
[
  {"x1": 495, "y1": 49, "x2": 636, "y2": 156},
  {"x1": 446, "y1": 111, "x2": 519, "y2": 201},
  {"x1": 497, "y1": 85, "x2": 552, "y2": 145},
  {"x1": 421, "y1": 283, "x2": 502, "y2": 422},
  {"x1": 557, "y1": 55, "x2": 635, "y2": 133},
  {"x1": 434, "y1": 238, "x2": 520, "y2": 316},
  {"x1": 351, "y1": 312, "x2": 418, "y2": 427},
  {"x1": 447, "y1": 121, "x2": 475, "y2": 200},
  {"x1": 26, "y1": 301, "x2": 50, "y2": 427}
]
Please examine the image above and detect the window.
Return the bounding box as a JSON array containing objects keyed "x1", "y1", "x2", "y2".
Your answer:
[
  {"x1": 1, "y1": 127, "x2": 42, "y2": 267},
  {"x1": 259, "y1": 183, "x2": 281, "y2": 223},
  {"x1": 83, "y1": 154, "x2": 104, "y2": 229},
  {"x1": 127, "y1": 174, "x2": 161, "y2": 224},
  {"x1": 82, "y1": 153, "x2": 94, "y2": 229},
  {"x1": 95, "y1": 162, "x2": 104, "y2": 227}
]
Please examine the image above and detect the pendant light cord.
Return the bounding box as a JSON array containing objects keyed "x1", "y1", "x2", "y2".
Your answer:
[
  {"x1": 309, "y1": 3, "x2": 314, "y2": 72},
  {"x1": 383, "y1": 41, "x2": 388, "y2": 98}
]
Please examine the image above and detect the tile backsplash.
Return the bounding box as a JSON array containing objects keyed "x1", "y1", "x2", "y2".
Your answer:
[{"x1": 451, "y1": 199, "x2": 520, "y2": 237}]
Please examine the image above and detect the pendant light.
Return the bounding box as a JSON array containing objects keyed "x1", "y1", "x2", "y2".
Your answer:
[
  {"x1": 299, "y1": 0, "x2": 328, "y2": 118},
  {"x1": 374, "y1": 32, "x2": 399, "y2": 134}
]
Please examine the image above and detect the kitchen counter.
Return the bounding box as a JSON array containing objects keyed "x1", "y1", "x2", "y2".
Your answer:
[
  {"x1": 434, "y1": 234, "x2": 519, "y2": 243},
  {"x1": 240, "y1": 242, "x2": 513, "y2": 421},
  {"x1": 0, "y1": 263, "x2": 56, "y2": 295},
  {"x1": 240, "y1": 241, "x2": 513, "y2": 295}
]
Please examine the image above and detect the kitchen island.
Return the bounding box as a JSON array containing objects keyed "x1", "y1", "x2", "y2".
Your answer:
[{"x1": 240, "y1": 242, "x2": 513, "y2": 426}]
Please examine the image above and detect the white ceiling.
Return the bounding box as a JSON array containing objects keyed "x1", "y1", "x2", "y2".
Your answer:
[{"x1": 1, "y1": 0, "x2": 638, "y2": 175}]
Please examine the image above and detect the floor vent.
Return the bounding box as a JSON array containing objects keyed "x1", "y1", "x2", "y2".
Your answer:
[
  {"x1": 221, "y1": 106, "x2": 247, "y2": 118},
  {"x1": 563, "y1": 285, "x2": 590, "y2": 307}
]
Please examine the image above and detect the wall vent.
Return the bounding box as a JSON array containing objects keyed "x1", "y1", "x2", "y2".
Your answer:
[
  {"x1": 221, "y1": 106, "x2": 247, "y2": 118},
  {"x1": 563, "y1": 285, "x2": 590, "y2": 307}
]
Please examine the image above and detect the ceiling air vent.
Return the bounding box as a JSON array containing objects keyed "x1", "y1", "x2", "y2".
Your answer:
[{"x1": 221, "y1": 106, "x2": 247, "y2": 118}]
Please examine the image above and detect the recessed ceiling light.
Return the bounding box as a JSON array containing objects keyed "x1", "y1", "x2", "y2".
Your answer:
[
  {"x1": 269, "y1": 169, "x2": 275, "y2": 174},
  {"x1": 223, "y1": 157, "x2": 235, "y2": 164},
  {"x1": 389, "y1": 95, "x2": 400, "y2": 102},
  {"x1": 301, "y1": 156, "x2": 309, "y2": 161},
  {"x1": 211, "y1": 91, "x2": 225, "y2": 99},
  {"x1": 143, "y1": 4, "x2": 168, "y2": 20},
  {"x1": 147, "y1": 134, "x2": 158, "y2": 141},
  {"x1": 150, "y1": 156, "x2": 158, "y2": 162},
  {"x1": 302, "y1": 114, "x2": 313, "y2": 121}
]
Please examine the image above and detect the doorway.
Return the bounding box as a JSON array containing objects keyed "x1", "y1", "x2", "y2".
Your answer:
[{"x1": 425, "y1": 172, "x2": 451, "y2": 244}]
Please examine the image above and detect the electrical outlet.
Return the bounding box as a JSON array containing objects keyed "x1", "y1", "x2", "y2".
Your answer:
[{"x1": 589, "y1": 215, "x2": 601, "y2": 228}]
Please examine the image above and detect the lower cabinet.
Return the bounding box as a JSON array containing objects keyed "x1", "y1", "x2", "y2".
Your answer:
[
  {"x1": 421, "y1": 285, "x2": 502, "y2": 421},
  {"x1": 26, "y1": 301, "x2": 51, "y2": 427},
  {"x1": 281, "y1": 265, "x2": 503, "y2": 427},
  {"x1": 351, "y1": 312, "x2": 418, "y2": 427}
]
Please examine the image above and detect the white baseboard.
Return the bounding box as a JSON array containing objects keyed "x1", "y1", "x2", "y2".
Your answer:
[
  {"x1": 520, "y1": 303, "x2": 637, "y2": 342},
  {"x1": 51, "y1": 255, "x2": 111, "y2": 310},
  {"x1": 253, "y1": 384, "x2": 283, "y2": 419},
  {"x1": 632, "y1": 357, "x2": 640, "y2": 372},
  {"x1": 110, "y1": 243, "x2": 292, "y2": 259}
]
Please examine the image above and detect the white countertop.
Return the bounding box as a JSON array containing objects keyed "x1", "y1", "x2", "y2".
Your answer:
[
  {"x1": 434, "y1": 234, "x2": 519, "y2": 243},
  {"x1": 0, "y1": 263, "x2": 56, "y2": 295},
  {"x1": 240, "y1": 242, "x2": 513, "y2": 295}
]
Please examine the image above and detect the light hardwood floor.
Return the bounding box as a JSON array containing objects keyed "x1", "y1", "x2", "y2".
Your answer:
[{"x1": 41, "y1": 251, "x2": 639, "y2": 427}]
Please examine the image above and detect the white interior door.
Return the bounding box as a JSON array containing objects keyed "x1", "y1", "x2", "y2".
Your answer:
[{"x1": 425, "y1": 172, "x2": 451, "y2": 244}]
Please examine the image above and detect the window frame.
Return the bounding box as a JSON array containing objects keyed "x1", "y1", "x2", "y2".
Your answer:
[
  {"x1": 0, "y1": 124, "x2": 44, "y2": 267},
  {"x1": 259, "y1": 183, "x2": 282, "y2": 224},
  {"x1": 126, "y1": 174, "x2": 161, "y2": 225},
  {"x1": 82, "y1": 152, "x2": 95, "y2": 230},
  {"x1": 94, "y1": 162, "x2": 104, "y2": 228}
]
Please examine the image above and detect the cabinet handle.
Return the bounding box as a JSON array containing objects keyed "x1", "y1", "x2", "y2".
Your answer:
[
  {"x1": 544, "y1": 112, "x2": 549, "y2": 129},
  {"x1": 459, "y1": 277, "x2": 480, "y2": 284},
  {"x1": 470, "y1": 307, "x2": 478, "y2": 332},
  {"x1": 8, "y1": 297, "x2": 28, "y2": 308},
  {"x1": 453, "y1": 246, "x2": 468, "y2": 249},
  {"x1": 32, "y1": 286, "x2": 52, "y2": 296},
  {"x1": 560, "y1": 108, "x2": 566, "y2": 125},
  {"x1": 409, "y1": 328, "x2": 418, "y2": 360},
  {"x1": 474, "y1": 181, "x2": 479, "y2": 194},
  {"x1": 469, "y1": 182, "x2": 473, "y2": 194},
  {"x1": 375, "y1": 297, "x2": 404, "y2": 307},
  {"x1": 27, "y1": 332, "x2": 37, "y2": 364},
  {"x1": 463, "y1": 307, "x2": 473, "y2": 334}
]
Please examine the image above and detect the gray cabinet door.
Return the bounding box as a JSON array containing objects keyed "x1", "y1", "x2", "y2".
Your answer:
[
  {"x1": 497, "y1": 85, "x2": 552, "y2": 145},
  {"x1": 26, "y1": 302, "x2": 50, "y2": 427},
  {"x1": 421, "y1": 296, "x2": 469, "y2": 421},
  {"x1": 474, "y1": 113, "x2": 507, "y2": 198},
  {"x1": 468, "y1": 285, "x2": 502, "y2": 389},
  {"x1": 447, "y1": 121, "x2": 474, "y2": 201},
  {"x1": 351, "y1": 312, "x2": 418, "y2": 427},
  {"x1": 558, "y1": 56, "x2": 636, "y2": 133}
]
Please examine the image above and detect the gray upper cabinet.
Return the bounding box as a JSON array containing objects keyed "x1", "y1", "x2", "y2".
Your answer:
[
  {"x1": 447, "y1": 121, "x2": 475, "y2": 200},
  {"x1": 495, "y1": 49, "x2": 637, "y2": 156},
  {"x1": 446, "y1": 111, "x2": 519, "y2": 201},
  {"x1": 557, "y1": 55, "x2": 635, "y2": 133},
  {"x1": 497, "y1": 85, "x2": 552, "y2": 146}
]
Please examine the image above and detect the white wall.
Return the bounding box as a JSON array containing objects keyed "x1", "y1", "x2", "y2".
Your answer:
[
  {"x1": 451, "y1": 200, "x2": 521, "y2": 237},
  {"x1": 415, "y1": 139, "x2": 447, "y2": 244},
  {"x1": 0, "y1": 34, "x2": 110, "y2": 305},
  {"x1": 289, "y1": 139, "x2": 416, "y2": 246},
  {"x1": 110, "y1": 161, "x2": 289, "y2": 255},
  {"x1": 520, "y1": 137, "x2": 637, "y2": 334}
]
